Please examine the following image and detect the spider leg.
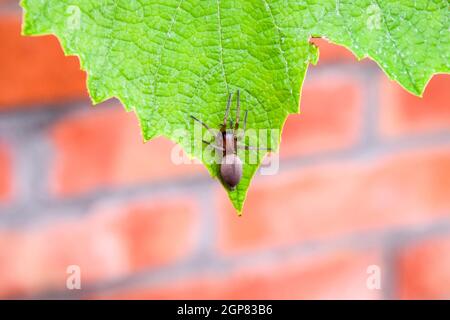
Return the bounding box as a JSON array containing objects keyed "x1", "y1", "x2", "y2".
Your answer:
[
  {"x1": 234, "y1": 90, "x2": 240, "y2": 132},
  {"x1": 202, "y1": 139, "x2": 224, "y2": 151},
  {"x1": 236, "y1": 110, "x2": 248, "y2": 140},
  {"x1": 190, "y1": 115, "x2": 216, "y2": 136},
  {"x1": 237, "y1": 144, "x2": 272, "y2": 151},
  {"x1": 243, "y1": 110, "x2": 248, "y2": 132},
  {"x1": 221, "y1": 93, "x2": 232, "y2": 132}
]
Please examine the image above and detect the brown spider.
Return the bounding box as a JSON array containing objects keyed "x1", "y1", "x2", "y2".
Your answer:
[{"x1": 191, "y1": 90, "x2": 271, "y2": 189}]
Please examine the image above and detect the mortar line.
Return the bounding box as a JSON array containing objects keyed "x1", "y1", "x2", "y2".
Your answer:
[
  {"x1": 360, "y1": 65, "x2": 382, "y2": 147},
  {"x1": 381, "y1": 242, "x2": 400, "y2": 300},
  {"x1": 194, "y1": 184, "x2": 219, "y2": 258}
]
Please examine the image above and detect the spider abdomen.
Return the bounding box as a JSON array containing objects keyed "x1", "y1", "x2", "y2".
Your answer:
[{"x1": 220, "y1": 154, "x2": 242, "y2": 189}]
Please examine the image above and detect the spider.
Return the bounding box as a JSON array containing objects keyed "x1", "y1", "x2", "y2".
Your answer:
[{"x1": 191, "y1": 90, "x2": 271, "y2": 189}]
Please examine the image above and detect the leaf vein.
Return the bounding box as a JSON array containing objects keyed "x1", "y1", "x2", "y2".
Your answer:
[{"x1": 216, "y1": 0, "x2": 230, "y2": 93}]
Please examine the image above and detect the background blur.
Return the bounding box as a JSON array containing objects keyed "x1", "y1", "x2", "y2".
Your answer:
[{"x1": 1, "y1": 0, "x2": 450, "y2": 299}]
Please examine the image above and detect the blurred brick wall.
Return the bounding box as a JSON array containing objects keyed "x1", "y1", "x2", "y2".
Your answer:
[{"x1": 1, "y1": 1, "x2": 450, "y2": 299}]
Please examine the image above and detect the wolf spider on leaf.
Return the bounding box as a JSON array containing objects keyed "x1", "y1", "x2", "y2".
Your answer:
[{"x1": 191, "y1": 90, "x2": 271, "y2": 189}]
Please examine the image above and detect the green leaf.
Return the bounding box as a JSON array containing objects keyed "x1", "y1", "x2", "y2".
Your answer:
[{"x1": 21, "y1": 0, "x2": 449, "y2": 214}]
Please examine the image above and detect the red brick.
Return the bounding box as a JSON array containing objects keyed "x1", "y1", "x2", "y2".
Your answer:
[
  {"x1": 398, "y1": 236, "x2": 450, "y2": 299},
  {"x1": 311, "y1": 38, "x2": 361, "y2": 64},
  {"x1": 50, "y1": 104, "x2": 206, "y2": 196},
  {"x1": 0, "y1": 142, "x2": 12, "y2": 202},
  {"x1": 99, "y1": 249, "x2": 382, "y2": 299},
  {"x1": 281, "y1": 75, "x2": 363, "y2": 158},
  {"x1": 0, "y1": 196, "x2": 199, "y2": 298},
  {"x1": 0, "y1": 15, "x2": 87, "y2": 108},
  {"x1": 380, "y1": 74, "x2": 450, "y2": 137},
  {"x1": 218, "y1": 148, "x2": 450, "y2": 255}
]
